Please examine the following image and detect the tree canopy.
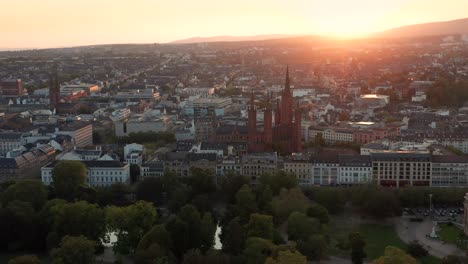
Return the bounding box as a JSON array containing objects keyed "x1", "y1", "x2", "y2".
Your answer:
[
  {"x1": 51, "y1": 235, "x2": 96, "y2": 264},
  {"x1": 51, "y1": 161, "x2": 87, "y2": 201}
]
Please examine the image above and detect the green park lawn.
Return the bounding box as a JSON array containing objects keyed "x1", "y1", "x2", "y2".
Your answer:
[
  {"x1": 438, "y1": 223, "x2": 465, "y2": 244},
  {"x1": 328, "y1": 217, "x2": 441, "y2": 263},
  {"x1": 358, "y1": 224, "x2": 407, "y2": 260}
]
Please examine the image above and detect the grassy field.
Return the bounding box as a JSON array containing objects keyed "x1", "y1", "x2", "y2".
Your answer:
[
  {"x1": 359, "y1": 224, "x2": 407, "y2": 260},
  {"x1": 438, "y1": 223, "x2": 465, "y2": 244},
  {"x1": 328, "y1": 215, "x2": 441, "y2": 263}
]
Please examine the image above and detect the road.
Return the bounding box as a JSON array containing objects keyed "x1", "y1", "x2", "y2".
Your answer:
[{"x1": 396, "y1": 217, "x2": 465, "y2": 259}]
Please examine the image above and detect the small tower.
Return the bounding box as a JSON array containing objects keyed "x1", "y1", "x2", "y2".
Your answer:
[
  {"x1": 294, "y1": 101, "x2": 302, "y2": 153},
  {"x1": 248, "y1": 92, "x2": 257, "y2": 152},
  {"x1": 280, "y1": 66, "x2": 293, "y2": 125},
  {"x1": 263, "y1": 92, "x2": 273, "y2": 145}
]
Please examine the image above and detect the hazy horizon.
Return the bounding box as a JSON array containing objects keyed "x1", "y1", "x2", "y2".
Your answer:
[{"x1": 1, "y1": 0, "x2": 468, "y2": 50}]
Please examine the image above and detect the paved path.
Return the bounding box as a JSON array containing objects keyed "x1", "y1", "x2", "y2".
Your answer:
[{"x1": 396, "y1": 218, "x2": 465, "y2": 259}]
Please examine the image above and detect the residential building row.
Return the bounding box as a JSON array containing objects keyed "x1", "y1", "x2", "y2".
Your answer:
[{"x1": 139, "y1": 150, "x2": 468, "y2": 189}]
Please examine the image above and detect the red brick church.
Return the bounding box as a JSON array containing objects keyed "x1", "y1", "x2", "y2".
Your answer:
[{"x1": 248, "y1": 67, "x2": 302, "y2": 154}]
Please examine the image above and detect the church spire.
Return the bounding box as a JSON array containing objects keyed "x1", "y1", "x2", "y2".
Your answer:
[{"x1": 285, "y1": 66, "x2": 290, "y2": 91}]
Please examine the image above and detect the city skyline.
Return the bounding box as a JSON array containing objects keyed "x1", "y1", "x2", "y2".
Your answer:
[{"x1": 1, "y1": 0, "x2": 468, "y2": 49}]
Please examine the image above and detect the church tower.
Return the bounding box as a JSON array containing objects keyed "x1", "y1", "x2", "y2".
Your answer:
[
  {"x1": 247, "y1": 92, "x2": 257, "y2": 152},
  {"x1": 280, "y1": 66, "x2": 293, "y2": 125},
  {"x1": 263, "y1": 92, "x2": 273, "y2": 145}
]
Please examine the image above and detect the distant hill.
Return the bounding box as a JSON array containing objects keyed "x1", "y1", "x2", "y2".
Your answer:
[
  {"x1": 170, "y1": 34, "x2": 301, "y2": 44},
  {"x1": 374, "y1": 17, "x2": 468, "y2": 38}
]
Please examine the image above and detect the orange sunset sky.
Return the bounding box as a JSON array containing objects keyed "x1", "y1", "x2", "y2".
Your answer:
[{"x1": 1, "y1": 0, "x2": 467, "y2": 49}]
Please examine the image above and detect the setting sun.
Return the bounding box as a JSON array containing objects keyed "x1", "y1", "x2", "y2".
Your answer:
[{"x1": 0, "y1": 0, "x2": 467, "y2": 49}]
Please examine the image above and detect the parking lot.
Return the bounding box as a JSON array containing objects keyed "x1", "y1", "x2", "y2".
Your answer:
[{"x1": 402, "y1": 207, "x2": 464, "y2": 223}]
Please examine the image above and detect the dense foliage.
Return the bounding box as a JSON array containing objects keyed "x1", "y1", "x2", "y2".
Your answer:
[{"x1": 2, "y1": 166, "x2": 467, "y2": 263}]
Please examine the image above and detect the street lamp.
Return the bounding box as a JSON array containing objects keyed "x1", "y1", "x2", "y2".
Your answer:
[{"x1": 429, "y1": 193, "x2": 433, "y2": 218}]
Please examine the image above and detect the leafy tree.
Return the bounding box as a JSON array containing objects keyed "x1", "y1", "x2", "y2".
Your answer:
[
  {"x1": 349, "y1": 232, "x2": 366, "y2": 264},
  {"x1": 246, "y1": 213, "x2": 274, "y2": 240},
  {"x1": 287, "y1": 212, "x2": 321, "y2": 241},
  {"x1": 50, "y1": 201, "x2": 106, "y2": 243},
  {"x1": 51, "y1": 235, "x2": 96, "y2": 264},
  {"x1": 135, "y1": 177, "x2": 165, "y2": 205},
  {"x1": 167, "y1": 184, "x2": 191, "y2": 213},
  {"x1": 219, "y1": 173, "x2": 249, "y2": 204},
  {"x1": 373, "y1": 246, "x2": 418, "y2": 264},
  {"x1": 243, "y1": 237, "x2": 275, "y2": 264},
  {"x1": 259, "y1": 171, "x2": 297, "y2": 195},
  {"x1": 258, "y1": 186, "x2": 273, "y2": 212},
  {"x1": 106, "y1": 201, "x2": 157, "y2": 254},
  {"x1": 406, "y1": 241, "x2": 428, "y2": 258},
  {"x1": 8, "y1": 255, "x2": 41, "y2": 264},
  {"x1": 181, "y1": 249, "x2": 231, "y2": 264},
  {"x1": 306, "y1": 204, "x2": 329, "y2": 224},
  {"x1": 192, "y1": 194, "x2": 213, "y2": 213},
  {"x1": 1, "y1": 180, "x2": 47, "y2": 211},
  {"x1": 188, "y1": 168, "x2": 216, "y2": 196},
  {"x1": 166, "y1": 217, "x2": 190, "y2": 258},
  {"x1": 297, "y1": 234, "x2": 327, "y2": 260},
  {"x1": 95, "y1": 183, "x2": 131, "y2": 206},
  {"x1": 166, "y1": 204, "x2": 215, "y2": 257},
  {"x1": 0, "y1": 200, "x2": 37, "y2": 251},
  {"x1": 265, "y1": 250, "x2": 307, "y2": 264},
  {"x1": 200, "y1": 213, "x2": 216, "y2": 252},
  {"x1": 221, "y1": 217, "x2": 246, "y2": 255},
  {"x1": 136, "y1": 225, "x2": 175, "y2": 264},
  {"x1": 353, "y1": 187, "x2": 401, "y2": 218},
  {"x1": 303, "y1": 187, "x2": 346, "y2": 214},
  {"x1": 162, "y1": 170, "x2": 181, "y2": 196},
  {"x1": 235, "y1": 185, "x2": 258, "y2": 223},
  {"x1": 271, "y1": 188, "x2": 311, "y2": 222},
  {"x1": 426, "y1": 79, "x2": 468, "y2": 107},
  {"x1": 51, "y1": 161, "x2": 87, "y2": 201}
]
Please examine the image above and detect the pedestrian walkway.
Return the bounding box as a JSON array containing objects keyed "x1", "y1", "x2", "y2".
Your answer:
[{"x1": 396, "y1": 218, "x2": 464, "y2": 259}]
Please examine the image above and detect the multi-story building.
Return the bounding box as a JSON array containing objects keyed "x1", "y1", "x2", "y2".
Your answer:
[
  {"x1": 309, "y1": 155, "x2": 340, "y2": 185},
  {"x1": 194, "y1": 117, "x2": 215, "y2": 141},
  {"x1": 163, "y1": 152, "x2": 217, "y2": 177},
  {"x1": 114, "y1": 118, "x2": 167, "y2": 137},
  {"x1": 371, "y1": 152, "x2": 431, "y2": 188},
  {"x1": 309, "y1": 125, "x2": 401, "y2": 145},
  {"x1": 283, "y1": 155, "x2": 312, "y2": 185},
  {"x1": 41, "y1": 160, "x2": 130, "y2": 187},
  {"x1": 216, "y1": 156, "x2": 242, "y2": 177},
  {"x1": 109, "y1": 108, "x2": 131, "y2": 122},
  {"x1": 308, "y1": 127, "x2": 354, "y2": 144},
  {"x1": 140, "y1": 159, "x2": 165, "y2": 178},
  {"x1": 241, "y1": 152, "x2": 278, "y2": 183},
  {"x1": 54, "y1": 122, "x2": 93, "y2": 147},
  {"x1": 190, "y1": 97, "x2": 232, "y2": 118},
  {"x1": 124, "y1": 143, "x2": 144, "y2": 165},
  {"x1": 338, "y1": 154, "x2": 372, "y2": 185},
  {"x1": 0, "y1": 132, "x2": 25, "y2": 156},
  {"x1": 0, "y1": 79, "x2": 23, "y2": 97},
  {"x1": 0, "y1": 145, "x2": 56, "y2": 182},
  {"x1": 431, "y1": 156, "x2": 468, "y2": 187}
]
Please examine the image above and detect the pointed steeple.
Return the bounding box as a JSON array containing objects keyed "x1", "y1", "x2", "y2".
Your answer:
[
  {"x1": 249, "y1": 91, "x2": 255, "y2": 110},
  {"x1": 266, "y1": 91, "x2": 271, "y2": 109},
  {"x1": 285, "y1": 66, "x2": 290, "y2": 91}
]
